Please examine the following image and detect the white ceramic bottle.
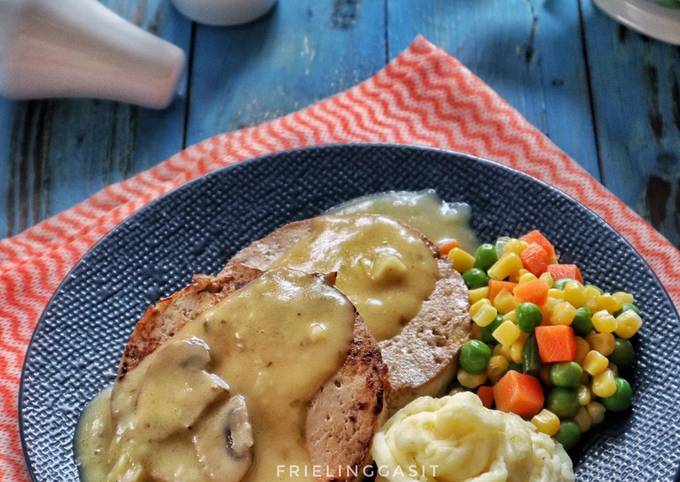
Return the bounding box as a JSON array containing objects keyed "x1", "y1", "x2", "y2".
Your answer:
[
  {"x1": 171, "y1": 0, "x2": 277, "y2": 26},
  {"x1": 0, "y1": 0, "x2": 186, "y2": 109}
]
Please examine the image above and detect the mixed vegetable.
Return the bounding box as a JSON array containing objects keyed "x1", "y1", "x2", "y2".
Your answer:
[{"x1": 442, "y1": 230, "x2": 642, "y2": 451}]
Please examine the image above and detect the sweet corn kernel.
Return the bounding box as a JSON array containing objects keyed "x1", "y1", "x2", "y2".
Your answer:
[
  {"x1": 493, "y1": 343, "x2": 512, "y2": 359},
  {"x1": 494, "y1": 290, "x2": 519, "y2": 314},
  {"x1": 503, "y1": 310, "x2": 518, "y2": 323},
  {"x1": 540, "y1": 365, "x2": 551, "y2": 386},
  {"x1": 449, "y1": 247, "x2": 475, "y2": 273},
  {"x1": 583, "y1": 350, "x2": 609, "y2": 376},
  {"x1": 470, "y1": 323, "x2": 482, "y2": 340},
  {"x1": 503, "y1": 239, "x2": 528, "y2": 256},
  {"x1": 468, "y1": 287, "x2": 489, "y2": 304},
  {"x1": 563, "y1": 281, "x2": 587, "y2": 307},
  {"x1": 615, "y1": 310, "x2": 642, "y2": 339},
  {"x1": 541, "y1": 297, "x2": 561, "y2": 321},
  {"x1": 487, "y1": 355, "x2": 509, "y2": 383},
  {"x1": 586, "y1": 331, "x2": 615, "y2": 356},
  {"x1": 488, "y1": 253, "x2": 523, "y2": 281},
  {"x1": 596, "y1": 293, "x2": 621, "y2": 313},
  {"x1": 592, "y1": 310, "x2": 617, "y2": 334},
  {"x1": 577, "y1": 384, "x2": 592, "y2": 406},
  {"x1": 613, "y1": 291, "x2": 634, "y2": 306},
  {"x1": 470, "y1": 299, "x2": 498, "y2": 327},
  {"x1": 551, "y1": 301, "x2": 577, "y2": 325},
  {"x1": 510, "y1": 335, "x2": 528, "y2": 364},
  {"x1": 548, "y1": 288, "x2": 564, "y2": 300},
  {"x1": 583, "y1": 285, "x2": 601, "y2": 310},
  {"x1": 608, "y1": 362, "x2": 619, "y2": 376},
  {"x1": 574, "y1": 336, "x2": 590, "y2": 364},
  {"x1": 457, "y1": 369, "x2": 487, "y2": 388},
  {"x1": 493, "y1": 320, "x2": 521, "y2": 347},
  {"x1": 539, "y1": 272, "x2": 554, "y2": 287},
  {"x1": 531, "y1": 409, "x2": 561, "y2": 436},
  {"x1": 574, "y1": 406, "x2": 593, "y2": 433},
  {"x1": 586, "y1": 401, "x2": 606, "y2": 425},
  {"x1": 519, "y1": 272, "x2": 538, "y2": 284},
  {"x1": 592, "y1": 369, "x2": 617, "y2": 398}
]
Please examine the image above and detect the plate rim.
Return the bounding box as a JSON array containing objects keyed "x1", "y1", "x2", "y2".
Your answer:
[{"x1": 18, "y1": 142, "x2": 680, "y2": 480}]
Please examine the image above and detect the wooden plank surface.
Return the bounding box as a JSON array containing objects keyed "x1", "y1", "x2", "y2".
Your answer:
[
  {"x1": 581, "y1": 0, "x2": 680, "y2": 246},
  {"x1": 388, "y1": 0, "x2": 601, "y2": 179},
  {"x1": 0, "y1": 1, "x2": 678, "y2": 248},
  {"x1": 0, "y1": 0, "x2": 191, "y2": 238},
  {"x1": 185, "y1": 0, "x2": 387, "y2": 144}
]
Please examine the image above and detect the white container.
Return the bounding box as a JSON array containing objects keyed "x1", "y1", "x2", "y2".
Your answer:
[
  {"x1": 0, "y1": 0, "x2": 186, "y2": 109},
  {"x1": 171, "y1": 0, "x2": 277, "y2": 26},
  {"x1": 594, "y1": 0, "x2": 680, "y2": 45}
]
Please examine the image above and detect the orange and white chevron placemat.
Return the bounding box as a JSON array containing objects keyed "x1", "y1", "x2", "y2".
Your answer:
[{"x1": 1, "y1": 36, "x2": 678, "y2": 480}]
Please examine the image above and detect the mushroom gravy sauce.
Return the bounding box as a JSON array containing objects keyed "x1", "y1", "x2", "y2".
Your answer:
[
  {"x1": 75, "y1": 191, "x2": 475, "y2": 481},
  {"x1": 329, "y1": 190, "x2": 477, "y2": 253},
  {"x1": 76, "y1": 269, "x2": 355, "y2": 481}
]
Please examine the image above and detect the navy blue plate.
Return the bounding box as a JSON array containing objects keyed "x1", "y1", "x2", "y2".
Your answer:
[{"x1": 20, "y1": 144, "x2": 680, "y2": 481}]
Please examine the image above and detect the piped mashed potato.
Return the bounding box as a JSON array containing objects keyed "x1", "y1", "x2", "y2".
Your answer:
[{"x1": 372, "y1": 392, "x2": 574, "y2": 482}]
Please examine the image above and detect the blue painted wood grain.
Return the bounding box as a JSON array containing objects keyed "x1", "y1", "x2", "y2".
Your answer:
[
  {"x1": 185, "y1": 0, "x2": 387, "y2": 144},
  {"x1": 0, "y1": 1, "x2": 678, "y2": 248},
  {"x1": 388, "y1": 0, "x2": 601, "y2": 179},
  {"x1": 581, "y1": 0, "x2": 680, "y2": 246},
  {"x1": 0, "y1": 0, "x2": 191, "y2": 238}
]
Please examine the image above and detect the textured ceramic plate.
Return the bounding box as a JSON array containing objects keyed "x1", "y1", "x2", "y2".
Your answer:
[{"x1": 20, "y1": 144, "x2": 680, "y2": 481}]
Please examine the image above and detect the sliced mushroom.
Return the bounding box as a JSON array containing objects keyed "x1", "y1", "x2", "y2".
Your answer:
[
  {"x1": 134, "y1": 337, "x2": 230, "y2": 440},
  {"x1": 193, "y1": 395, "x2": 254, "y2": 482}
]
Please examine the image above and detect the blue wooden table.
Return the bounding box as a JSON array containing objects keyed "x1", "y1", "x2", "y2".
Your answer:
[{"x1": 1, "y1": 0, "x2": 679, "y2": 247}]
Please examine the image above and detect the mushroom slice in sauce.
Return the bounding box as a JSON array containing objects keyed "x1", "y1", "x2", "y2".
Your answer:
[
  {"x1": 134, "y1": 337, "x2": 230, "y2": 440},
  {"x1": 194, "y1": 394, "x2": 254, "y2": 482}
]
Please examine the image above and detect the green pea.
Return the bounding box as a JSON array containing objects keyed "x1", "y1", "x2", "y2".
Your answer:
[
  {"x1": 474, "y1": 243, "x2": 498, "y2": 271},
  {"x1": 553, "y1": 279, "x2": 573, "y2": 290},
  {"x1": 463, "y1": 268, "x2": 489, "y2": 290},
  {"x1": 614, "y1": 302, "x2": 641, "y2": 317},
  {"x1": 546, "y1": 387, "x2": 580, "y2": 418},
  {"x1": 517, "y1": 302, "x2": 543, "y2": 333},
  {"x1": 549, "y1": 362, "x2": 583, "y2": 388},
  {"x1": 481, "y1": 316, "x2": 503, "y2": 344},
  {"x1": 601, "y1": 377, "x2": 633, "y2": 412},
  {"x1": 554, "y1": 420, "x2": 581, "y2": 450},
  {"x1": 609, "y1": 338, "x2": 635, "y2": 369},
  {"x1": 459, "y1": 340, "x2": 492, "y2": 374},
  {"x1": 571, "y1": 307, "x2": 593, "y2": 336}
]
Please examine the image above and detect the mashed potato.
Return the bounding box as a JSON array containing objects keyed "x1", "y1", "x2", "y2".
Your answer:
[{"x1": 371, "y1": 392, "x2": 574, "y2": 482}]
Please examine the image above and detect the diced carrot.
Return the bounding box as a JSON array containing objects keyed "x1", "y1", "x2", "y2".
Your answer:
[
  {"x1": 535, "y1": 325, "x2": 576, "y2": 363},
  {"x1": 520, "y1": 230, "x2": 555, "y2": 259},
  {"x1": 513, "y1": 279, "x2": 549, "y2": 305},
  {"x1": 488, "y1": 280, "x2": 518, "y2": 302},
  {"x1": 438, "y1": 239, "x2": 460, "y2": 256},
  {"x1": 547, "y1": 264, "x2": 583, "y2": 283},
  {"x1": 493, "y1": 371, "x2": 544, "y2": 418},
  {"x1": 476, "y1": 386, "x2": 495, "y2": 408},
  {"x1": 520, "y1": 243, "x2": 550, "y2": 276}
]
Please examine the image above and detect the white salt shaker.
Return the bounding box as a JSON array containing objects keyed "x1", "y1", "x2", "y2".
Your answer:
[
  {"x1": 0, "y1": 0, "x2": 186, "y2": 109},
  {"x1": 171, "y1": 0, "x2": 277, "y2": 26}
]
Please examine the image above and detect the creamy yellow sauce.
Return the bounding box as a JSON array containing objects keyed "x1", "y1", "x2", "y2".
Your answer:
[
  {"x1": 330, "y1": 190, "x2": 477, "y2": 252},
  {"x1": 76, "y1": 269, "x2": 355, "y2": 482},
  {"x1": 273, "y1": 214, "x2": 438, "y2": 341}
]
